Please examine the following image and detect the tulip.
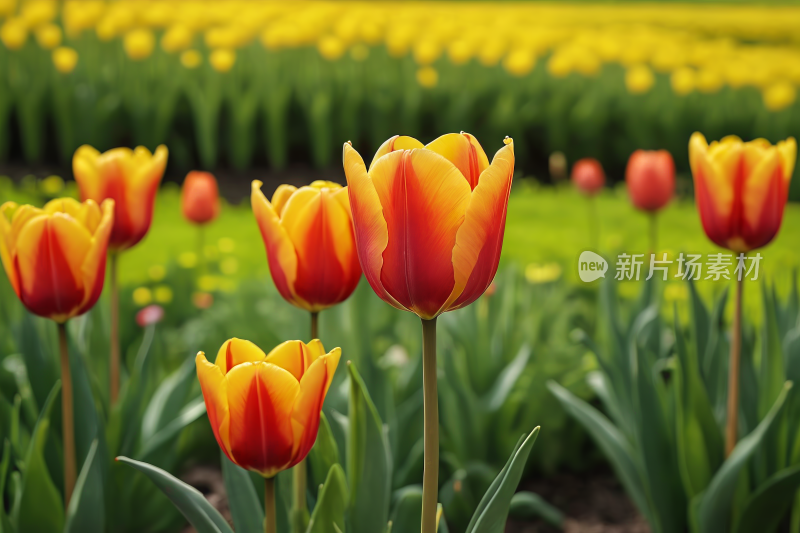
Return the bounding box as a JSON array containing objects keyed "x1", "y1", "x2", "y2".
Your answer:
[
  {"x1": 252, "y1": 178, "x2": 360, "y2": 531},
  {"x1": 196, "y1": 338, "x2": 341, "y2": 533},
  {"x1": 626, "y1": 149, "x2": 675, "y2": 252},
  {"x1": 343, "y1": 132, "x2": 514, "y2": 533},
  {"x1": 73, "y1": 143, "x2": 168, "y2": 404},
  {"x1": 182, "y1": 171, "x2": 220, "y2": 225},
  {"x1": 0, "y1": 197, "x2": 114, "y2": 509},
  {"x1": 251, "y1": 180, "x2": 362, "y2": 316},
  {"x1": 571, "y1": 157, "x2": 605, "y2": 249},
  {"x1": 689, "y1": 132, "x2": 796, "y2": 457}
]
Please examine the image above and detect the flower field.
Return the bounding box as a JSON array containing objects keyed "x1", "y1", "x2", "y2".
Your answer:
[{"x1": 2, "y1": 1, "x2": 800, "y2": 533}]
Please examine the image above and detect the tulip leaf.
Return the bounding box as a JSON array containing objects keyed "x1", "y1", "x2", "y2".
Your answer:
[
  {"x1": 508, "y1": 492, "x2": 564, "y2": 528},
  {"x1": 483, "y1": 345, "x2": 530, "y2": 413},
  {"x1": 347, "y1": 362, "x2": 392, "y2": 533},
  {"x1": 11, "y1": 381, "x2": 63, "y2": 533},
  {"x1": 221, "y1": 451, "x2": 264, "y2": 533},
  {"x1": 138, "y1": 397, "x2": 206, "y2": 461},
  {"x1": 548, "y1": 380, "x2": 651, "y2": 525},
  {"x1": 116, "y1": 456, "x2": 234, "y2": 533},
  {"x1": 734, "y1": 465, "x2": 800, "y2": 533},
  {"x1": 307, "y1": 464, "x2": 347, "y2": 533},
  {"x1": 307, "y1": 412, "x2": 339, "y2": 490},
  {"x1": 389, "y1": 486, "x2": 422, "y2": 533},
  {"x1": 697, "y1": 381, "x2": 792, "y2": 533},
  {"x1": 141, "y1": 356, "x2": 196, "y2": 444},
  {"x1": 464, "y1": 426, "x2": 539, "y2": 533},
  {"x1": 65, "y1": 439, "x2": 103, "y2": 533}
]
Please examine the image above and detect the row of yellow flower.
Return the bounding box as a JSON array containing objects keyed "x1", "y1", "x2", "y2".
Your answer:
[{"x1": 1, "y1": 0, "x2": 800, "y2": 110}]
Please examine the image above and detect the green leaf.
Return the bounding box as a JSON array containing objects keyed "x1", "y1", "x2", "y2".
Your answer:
[
  {"x1": 697, "y1": 381, "x2": 792, "y2": 533},
  {"x1": 11, "y1": 382, "x2": 63, "y2": 533},
  {"x1": 465, "y1": 426, "x2": 539, "y2": 533},
  {"x1": 141, "y1": 356, "x2": 196, "y2": 443},
  {"x1": 548, "y1": 380, "x2": 651, "y2": 525},
  {"x1": 307, "y1": 412, "x2": 339, "y2": 490},
  {"x1": 389, "y1": 486, "x2": 422, "y2": 533},
  {"x1": 307, "y1": 464, "x2": 347, "y2": 533},
  {"x1": 734, "y1": 465, "x2": 800, "y2": 533},
  {"x1": 138, "y1": 397, "x2": 206, "y2": 461},
  {"x1": 347, "y1": 362, "x2": 392, "y2": 533},
  {"x1": 221, "y1": 451, "x2": 263, "y2": 533},
  {"x1": 483, "y1": 345, "x2": 530, "y2": 412},
  {"x1": 508, "y1": 491, "x2": 564, "y2": 528},
  {"x1": 64, "y1": 439, "x2": 103, "y2": 533},
  {"x1": 115, "y1": 456, "x2": 234, "y2": 533}
]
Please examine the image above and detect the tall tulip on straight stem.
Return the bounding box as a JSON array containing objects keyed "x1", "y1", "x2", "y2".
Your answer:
[
  {"x1": 571, "y1": 158, "x2": 605, "y2": 250},
  {"x1": 196, "y1": 338, "x2": 341, "y2": 533},
  {"x1": 0, "y1": 198, "x2": 114, "y2": 508},
  {"x1": 344, "y1": 132, "x2": 514, "y2": 533},
  {"x1": 251, "y1": 179, "x2": 361, "y2": 533},
  {"x1": 689, "y1": 132, "x2": 796, "y2": 456},
  {"x1": 625, "y1": 149, "x2": 675, "y2": 254},
  {"x1": 182, "y1": 170, "x2": 220, "y2": 275},
  {"x1": 73, "y1": 144, "x2": 167, "y2": 404}
]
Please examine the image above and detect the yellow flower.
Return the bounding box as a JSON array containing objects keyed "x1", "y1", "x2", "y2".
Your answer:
[
  {"x1": 209, "y1": 48, "x2": 236, "y2": 72},
  {"x1": 39, "y1": 175, "x2": 64, "y2": 195},
  {"x1": 763, "y1": 81, "x2": 796, "y2": 112},
  {"x1": 132, "y1": 287, "x2": 153, "y2": 306},
  {"x1": 695, "y1": 69, "x2": 724, "y2": 94},
  {"x1": 547, "y1": 52, "x2": 573, "y2": 79},
  {"x1": 52, "y1": 46, "x2": 79, "y2": 74},
  {"x1": 447, "y1": 39, "x2": 473, "y2": 66},
  {"x1": 35, "y1": 23, "x2": 61, "y2": 50},
  {"x1": 413, "y1": 40, "x2": 441, "y2": 66},
  {"x1": 671, "y1": 67, "x2": 696, "y2": 96},
  {"x1": 416, "y1": 66, "x2": 438, "y2": 88},
  {"x1": 180, "y1": 49, "x2": 202, "y2": 69},
  {"x1": 21, "y1": 0, "x2": 56, "y2": 27},
  {"x1": 1, "y1": 18, "x2": 28, "y2": 51},
  {"x1": 318, "y1": 35, "x2": 345, "y2": 60},
  {"x1": 503, "y1": 49, "x2": 535, "y2": 77},
  {"x1": 625, "y1": 64, "x2": 655, "y2": 94},
  {"x1": 0, "y1": 0, "x2": 16, "y2": 17},
  {"x1": 124, "y1": 29, "x2": 155, "y2": 61},
  {"x1": 525, "y1": 263, "x2": 562, "y2": 284},
  {"x1": 162, "y1": 25, "x2": 193, "y2": 53},
  {"x1": 153, "y1": 285, "x2": 173, "y2": 304}
]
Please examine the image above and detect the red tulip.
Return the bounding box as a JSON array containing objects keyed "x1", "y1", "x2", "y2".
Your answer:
[
  {"x1": 626, "y1": 150, "x2": 675, "y2": 212},
  {"x1": 571, "y1": 158, "x2": 605, "y2": 195},
  {"x1": 182, "y1": 171, "x2": 220, "y2": 225}
]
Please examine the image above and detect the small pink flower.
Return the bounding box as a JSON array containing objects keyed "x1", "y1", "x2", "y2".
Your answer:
[{"x1": 136, "y1": 304, "x2": 164, "y2": 327}]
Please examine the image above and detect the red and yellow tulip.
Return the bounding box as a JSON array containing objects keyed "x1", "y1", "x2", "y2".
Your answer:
[
  {"x1": 342, "y1": 133, "x2": 514, "y2": 320},
  {"x1": 251, "y1": 180, "x2": 362, "y2": 312},
  {"x1": 182, "y1": 170, "x2": 220, "y2": 225},
  {"x1": 73, "y1": 144, "x2": 168, "y2": 251},
  {"x1": 0, "y1": 198, "x2": 114, "y2": 323},
  {"x1": 196, "y1": 338, "x2": 341, "y2": 478},
  {"x1": 689, "y1": 133, "x2": 796, "y2": 252}
]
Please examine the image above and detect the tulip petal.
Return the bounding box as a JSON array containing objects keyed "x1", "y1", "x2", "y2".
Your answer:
[
  {"x1": 343, "y1": 143, "x2": 405, "y2": 311},
  {"x1": 291, "y1": 348, "x2": 341, "y2": 462},
  {"x1": 225, "y1": 362, "x2": 300, "y2": 477},
  {"x1": 370, "y1": 135, "x2": 424, "y2": 171},
  {"x1": 215, "y1": 338, "x2": 268, "y2": 375},
  {"x1": 72, "y1": 145, "x2": 103, "y2": 201},
  {"x1": 0, "y1": 202, "x2": 20, "y2": 296},
  {"x1": 78, "y1": 199, "x2": 114, "y2": 315},
  {"x1": 264, "y1": 340, "x2": 314, "y2": 381},
  {"x1": 425, "y1": 132, "x2": 490, "y2": 190},
  {"x1": 196, "y1": 352, "x2": 233, "y2": 461},
  {"x1": 742, "y1": 144, "x2": 780, "y2": 232},
  {"x1": 126, "y1": 145, "x2": 167, "y2": 248},
  {"x1": 307, "y1": 339, "x2": 326, "y2": 361},
  {"x1": 251, "y1": 180, "x2": 301, "y2": 307},
  {"x1": 372, "y1": 148, "x2": 471, "y2": 319},
  {"x1": 280, "y1": 186, "x2": 358, "y2": 311},
  {"x1": 271, "y1": 184, "x2": 297, "y2": 217},
  {"x1": 778, "y1": 137, "x2": 797, "y2": 184},
  {"x1": 15, "y1": 214, "x2": 90, "y2": 322},
  {"x1": 449, "y1": 139, "x2": 514, "y2": 310}
]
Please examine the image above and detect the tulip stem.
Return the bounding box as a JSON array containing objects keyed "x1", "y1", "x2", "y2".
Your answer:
[
  {"x1": 110, "y1": 251, "x2": 120, "y2": 405},
  {"x1": 58, "y1": 322, "x2": 76, "y2": 508},
  {"x1": 725, "y1": 276, "x2": 744, "y2": 457},
  {"x1": 588, "y1": 196, "x2": 599, "y2": 250},
  {"x1": 649, "y1": 212, "x2": 658, "y2": 255},
  {"x1": 265, "y1": 477, "x2": 277, "y2": 533},
  {"x1": 310, "y1": 311, "x2": 319, "y2": 339},
  {"x1": 421, "y1": 317, "x2": 439, "y2": 533}
]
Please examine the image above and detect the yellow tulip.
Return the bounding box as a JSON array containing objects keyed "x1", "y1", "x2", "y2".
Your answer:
[
  {"x1": 625, "y1": 64, "x2": 655, "y2": 94},
  {"x1": 1, "y1": 18, "x2": 28, "y2": 51},
  {"x1": 762, "y1": 81, "x2": 796, "y2": 112},
  {"x1": 161, "y1": 25, "x2": 193, "y2": 53},
  {"x1": 124, "y1": 29, "x2": 155, "y2": 61},
  {"x1": 209, "y1": 48, "x2": 236, "y2": 72},
  {"x1": 35, "y1": 23, "x2": 61, "y2": 50},
  {"x1": 52, "y1": 47, "x2": 79, "y2": 74},
  {"x1": 180, "y1": 49, "x2": 202, "y2": 69}
]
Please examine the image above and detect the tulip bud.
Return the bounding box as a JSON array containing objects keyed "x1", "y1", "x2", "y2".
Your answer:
[
  {"x1": 625, "y1": 150, "x2": 675, "y2": 212},
  {"x1": 181, "y1": 171, "x2": 220, "y2": 225},
  {"x1": 209, "y1": 48, "x2": 235, "y2": 72},
  {"x1": 571, "y1": 158, "x2": 605, "y2": 195},
  {"x1": 196, "y1": 339, "x2": 341, "y2": 477},
  {"x1": 0, "y1": 198, "x2": 114, "y2": 323},
  {"x1": 124, "y1": 28, "x2": 155, "y2": 61},
  {"x1": 52, "y1": 46, "x2": 78, "y2": 74},
  {"x1": 689, "y1": 132, "x2": 796, "y2": 252}
]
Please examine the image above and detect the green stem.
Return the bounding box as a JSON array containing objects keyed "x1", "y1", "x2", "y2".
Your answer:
[
  {"x1": 197, "y1": 225, "x2": 206, "y2": 276},
  {"x1": 421, "y1": 317, "x2": 439, "y2": 533},
  {"x1": 58, "y1": 322, "x2": 76, "y2": 508},
  {"x1": 265, "y1": 477, "x2": 277, "y2": 533},
  {"x1": 588, "y1": 195, "x2": 599, "y2": 250},
  {"x1": 310, "y1": 311, "x2": 319, "y2": 339},
  {"x1": 649, "y1": 212, "x2": 658, "y2": 255},
  {"x1": 110, "y1": 252, "x2": 120, "y2": 405},
  {"x1": 725, "y1": 276, "x2": 744, "y2": 457}
]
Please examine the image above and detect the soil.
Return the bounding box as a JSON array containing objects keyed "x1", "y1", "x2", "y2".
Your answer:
[{"x1": 181, "y1": 466, "x2": 648, "y2": 533}]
